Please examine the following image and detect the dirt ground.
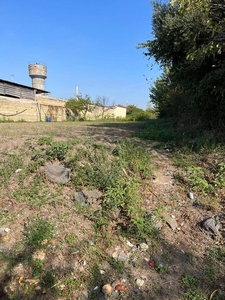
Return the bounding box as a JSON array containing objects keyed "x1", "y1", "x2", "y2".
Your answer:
[{"x1": 0, "y1": 122, "x2": 224, "y2": 300}]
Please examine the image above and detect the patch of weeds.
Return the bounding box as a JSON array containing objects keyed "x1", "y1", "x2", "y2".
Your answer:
[
  {"x1": 195, "y1": 195, "x2": 220, "y2": 211},
  {"x1": 103, "y1": 179, "x2": 140, "y2": 215},
  {"x1": 31, "y1": 149, "x2": 47, "y2": 165},
  {"x1": 0, "y1": 154, "x2": 24, "y2": 187},
  {"x1": 214, "y1": 162, "x2": 225, "y2": 188},
  {"x1": 187, "y1": 166, "x2": 213, "y2": 194},
  {"x1": 32, "y1": 258, "x2": 44, "y2": 277},
  {"x1": 0, "y1": 212, "x2": 17, "y2": 227},
  {"x1": 36, "y1": 136, "x2": 53, "y2": 146},
  {"x1": 12, "y1": 175, "x2": 51, "y2": 207},
  {"x1": 107, "y1": 257, "x2": 125, "y2": 274},
  {"x1": 180, "y1": 274, "x2": 206, "y2": 300},
  {"x1": 46, "y1": 141, "x2": 72, "y2": 161},
  {"x1": 23, "y1": 215, "x2": 55, "y2": 250},
  {"x1": 112, "y1": 140, "x2": 153, "y2": 179},
  {"x1": 41, "y1": 269, "x2": 57, "y2": 289},
  {"x1": 65, "y1": 233, "x2": 77, "y2": 246},
  {"x1": 57, "y1": 271, "x2": 86, "y2": 298},
  {"x1": 86, "y1": 264, "x2": 103, "y2": 299},
  {"x1": 128, "y1": 214, "x2": 160, "y2": 243}
]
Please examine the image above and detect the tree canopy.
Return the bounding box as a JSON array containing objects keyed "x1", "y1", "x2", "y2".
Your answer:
[
  {"x1": 65, "y1": 95, "x2": 92, "y2": 120},
  {"x1": 140, "y1": 0, "x2": 225, "y2": 129}
]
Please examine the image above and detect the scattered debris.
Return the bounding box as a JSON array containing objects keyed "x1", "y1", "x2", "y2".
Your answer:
[
  {"x1": 139, "y1": 243, "x2": 149, "y2": 251},
  {"x1": 136, "y1": 278, "x2": 145, "y2": 287},
  {"x1": 188, "y1": 192, "x2": 194, "y2": 200},
  {"x1": 164, "y1": 214, "x2": 178, "y2": 230},
  {"x1": 201, "y1": 215, "x2": 220, "y2": 235},
  {"x1": 102, "y1": 284, "x2": 113, "y2": 295},
  {"x1": 115, "y1": 284, "x2": 128, "y2": 292}
]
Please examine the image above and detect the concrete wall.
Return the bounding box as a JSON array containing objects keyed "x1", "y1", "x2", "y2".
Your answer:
[
  {"x1": 85, "y1": 105, "x2": 126, "y2": 120},
  {"x1": 0, "y1": 96, "x2": 39, "y2": 122},
  {"x1": 37, "y1": 95, "x2": 67, "y2": 122},
  {"x1": 0, "y1": 95, "x2": 126, "y2": 122}
]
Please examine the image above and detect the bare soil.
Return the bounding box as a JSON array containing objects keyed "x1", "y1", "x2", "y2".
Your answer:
[{"x1": 0, "y1": 122, "x2": 224, "y2": 300}]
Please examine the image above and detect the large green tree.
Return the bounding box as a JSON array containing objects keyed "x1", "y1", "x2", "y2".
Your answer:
[{"x1": 140, "y1": 0, "x2": 225, "y2": 129}]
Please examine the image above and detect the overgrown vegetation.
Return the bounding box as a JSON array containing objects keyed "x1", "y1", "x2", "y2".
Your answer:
[
  {"x1": 139, "y1": 0, "x2": 225, "y2": 130},
  {"x1": 0, "y1": 121, "x2": 225, "y2": 299}
]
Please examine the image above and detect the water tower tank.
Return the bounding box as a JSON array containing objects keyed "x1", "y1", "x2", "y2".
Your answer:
[{"x1": 29, "y1": 63, "x2": 47, "y2": 90}]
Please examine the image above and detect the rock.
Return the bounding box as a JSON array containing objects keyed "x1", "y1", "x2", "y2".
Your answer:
[
  {"x1": 146, "y1": 214, "x2": 162, "y2": 230},
  {"x1": 102, "y1": 284, "x2": 113, "y2": 295},
  {"x1": 82, "y1": 190, "x2": 102, "y2": 200},
  {"x1": 139, "y1": 243, "x2": 149, "y2": 251},
  {"x1": 201, "y1": 215, "x2": 220, "y2": 235},
  {"x1": 72, "y1": 190, "x2": 102, "y2": 209},
  {"x1": 41, "y1": 165, "x2": 71, "y2": 184},
  {"x1": 188, "y1": 192, "x2": 194, "y2": 200},
  {"x1": 117, "y1": 251, "x2": 129, "y2": 262},
  {"x1": 164, "y1": 215, "x2": 178, "y2": 230},
  {"x1": 136, "y1": 278, "x2": 145, "y2": 287},
  {"x1": 72, "y1": 191, "x2": 89, "y2": 206}
]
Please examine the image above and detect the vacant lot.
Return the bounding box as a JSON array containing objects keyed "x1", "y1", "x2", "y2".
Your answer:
[{"x1": 0, "y1": 121, "x2": 224, "y2": 300}]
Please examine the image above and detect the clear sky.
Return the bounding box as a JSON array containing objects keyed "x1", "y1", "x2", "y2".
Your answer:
[{"x1": 0, "y1": 0, "x2": 161, "y2": 109}]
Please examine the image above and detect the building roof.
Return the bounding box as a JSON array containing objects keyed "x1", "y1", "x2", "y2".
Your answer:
[{"x1": 0, "y1": 79, "x2": 49, "y2": 94}]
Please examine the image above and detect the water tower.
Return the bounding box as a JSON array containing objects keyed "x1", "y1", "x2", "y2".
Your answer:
[{"x1": 28, "y1": 63, "x2": 47, "y2": 90}]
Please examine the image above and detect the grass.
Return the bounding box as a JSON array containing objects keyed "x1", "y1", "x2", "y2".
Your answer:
[{"x1": 0, "y1": 120, "x2": 225, "y2": 299}]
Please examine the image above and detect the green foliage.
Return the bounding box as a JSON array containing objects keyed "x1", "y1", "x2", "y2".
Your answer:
[
  {"x1": 187, "y1": 166, "x2": 212, "y2": 194},
  {"x1": 46, "y1": 141, "x2": 72, "y2": 161},
  {"x1": 23, "y1": 215, "x2": 55, "y2": 250},
  {"x1": 140, "y1": 0, "x2": 225, "y2": 129},
  {"x1": 126, "y1": 105, "x2": 146, "y2": 121},
  {"x1": 65, "y1": 94, "x2": 93, "y2": 120},
  {"x1": 181, "y1": 274, "x2": 206, "y2": 300},
  {"x1": 0, "y1": 154, "x2": 24, "y2": 187}
]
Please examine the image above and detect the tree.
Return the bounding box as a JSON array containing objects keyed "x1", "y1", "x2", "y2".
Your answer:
[
  {"x1": 139, "y1": 0, "x2": 225, "y2": 129},
  {"x1": 65, "y1": 94, "x2": 93, "y2": 120},
  {"x1": 94, "y1": 96, "x2": 114, "y2": 119},
  {"x1": 126, "y1": 105, "x2": 146, "y2": 121}
]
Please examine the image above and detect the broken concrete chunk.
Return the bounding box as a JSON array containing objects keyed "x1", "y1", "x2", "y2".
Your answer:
[
  {"x1": 82, "y1": 190, "x2": 102, "y2": 199},
  {"x1": 72, "y1": 191, "x2": 89, "y2": 206},
  {"x1": 41, "y1": 165, "x2": 71, "y2": 184},
  {"x1": 202, "y1": 215, "x2": 220, "y2": 235},
  {"x1": 164, "y1": 215, "x2": 178, "y2": 230}
]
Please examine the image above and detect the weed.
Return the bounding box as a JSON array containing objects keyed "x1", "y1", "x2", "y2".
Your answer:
[
  {"x1": 32, "y1": 258, "x2": 44, "y2": 277},
  {"x1": 23, "y1": 215, "x2": 55, "y2": 250},
  {"x1": 181, "y1": 274, "x2": 206, "y2": 300},
  {"x1": 128, "y1": 214, "x2": 160, "y2": 242},
  {"x1": 46, "y1": 141, "x2": 72, "y2": 161},
  {"x1": 187, "y1": 166, "x2": 212, "y2": 194},
  {"x1": 36, "y1": 136, "x2": 53, "y2": 146},
  {"x1": 0, "y1": 154, "x2": 24, "y2": 187}
]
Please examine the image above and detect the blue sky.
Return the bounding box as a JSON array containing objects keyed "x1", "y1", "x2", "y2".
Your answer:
[{"x1": 0, "y1": 0, "x2": 162, "y2": 109}]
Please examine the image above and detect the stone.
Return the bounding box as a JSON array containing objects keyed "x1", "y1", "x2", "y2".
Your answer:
[
  {"x1": 136, "y1": 278, "x2": 145, "y2": 287},
  {"x1": 41, "y1": 165, "x2": 71, "y2": 184},
  {"x1": 164, "y1": 215, "x2": 178, "y2": 230},
  {"x1": 188, "y1": 192, "x2": 194, "y2": 200},
  {"x1": 202, "y1": 215, "x2": 220, "y2": 235},
  {"x1": 117, "y1": 251, "x2": 129, "y2": 262},
  {"x1": 102, "y1": 284, "x2": 113, "y2": 295},
  {"x1": 139, "y1": 243, "x2": 148, "y2": 251},
  {"x1": 72, "y1": 191, "x2": 89, "y2": 206}
]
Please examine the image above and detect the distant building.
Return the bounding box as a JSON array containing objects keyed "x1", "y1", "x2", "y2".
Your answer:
[{"x1": 0, "y1": 63, "x2": 126, "y2": 122}]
